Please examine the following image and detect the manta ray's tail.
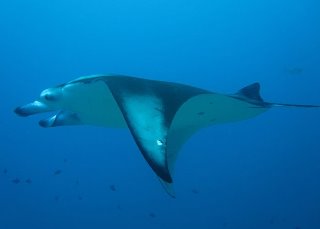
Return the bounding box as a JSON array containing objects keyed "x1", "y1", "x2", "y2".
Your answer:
[
  {"x1": 270, "y1": 103, "x2": 320, "y2": 108},
  {"x1": 235, "y1": 82, "x2": 320, "y2": 108}
]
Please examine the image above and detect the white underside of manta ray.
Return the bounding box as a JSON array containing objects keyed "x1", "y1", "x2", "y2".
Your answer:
[{"x1": 14, "y1": 74, "x2": 320, "y2": 197}]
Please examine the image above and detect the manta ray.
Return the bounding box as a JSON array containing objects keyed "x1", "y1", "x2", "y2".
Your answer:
[{"x1": 14, "y1": 74, "x2": 319, "y2": 197}]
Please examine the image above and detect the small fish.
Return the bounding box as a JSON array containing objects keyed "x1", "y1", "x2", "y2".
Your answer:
[
  {"x1": 78, "y1": 196, "x2": 83, "y2": 201},
  {"x1": 109, "y1": 184, "x2": 116, "y2": 191},
  {"x1": 25, "y1": 178, "x2": 32, "y2": 184},
  {"x1": 149, "y1": 212, "x2": 156, "y2": 218},
  {"x1": 3, "y1": 168, "x2": 8, "y2": 174},
  {"x1": 287, "y1": 67, "x2": 303, "y2": 75},
  {"x1": 53, "y1": 169, "x2": 62, "y2": 175},
  {"x1": 12, "y1": 178, "x2": 20, "y2": 184}
]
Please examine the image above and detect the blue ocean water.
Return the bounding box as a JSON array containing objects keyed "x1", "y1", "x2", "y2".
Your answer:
[{"x1": 1, "y1": 0, "x2": 320, "y2": 228}]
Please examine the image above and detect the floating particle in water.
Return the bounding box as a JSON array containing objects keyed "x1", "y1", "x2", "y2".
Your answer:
[
  {"x1": 12, "y1": 178, "x2": 20, "y2": 184},
  {"x1": 25, "y1": 178, "x2": 32, "y2": 184},
  {"x1": 54, "y1": 195, "x2": 60, "y2": 202},
  {"x1": 78, "y1": 196, "x2": 83, "y2": 201},
  {"x1": 109, "y1": 184, "x2": 116, "y2": 191},
  {"x1": 3, "y1": 168, "x2": 8, "y2": 174},
  {"x1": 197, "y1": 111, "x2": 205, "y2": 116},
  {"x1": 53, "y1": 169, "x2": 62, "y2": 175},
  {"x1": 149, "y1": 212, "x2": 156, "y2": 218},
  {"x1": 191, "y1": 189, "x2": 199, "y2": 194}
]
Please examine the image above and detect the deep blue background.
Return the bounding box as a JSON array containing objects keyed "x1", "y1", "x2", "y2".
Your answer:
[{"x1": 1, "y1": 0, "x2": 320, "y2": 228}]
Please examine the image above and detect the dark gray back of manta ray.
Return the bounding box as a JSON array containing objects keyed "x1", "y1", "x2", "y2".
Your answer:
[
  {"x1": 103, "y1": 76, "x2": 210, "y2": 183},
  {"x1": 105, "y1": 76, "x2": 211, "y2": 125}
]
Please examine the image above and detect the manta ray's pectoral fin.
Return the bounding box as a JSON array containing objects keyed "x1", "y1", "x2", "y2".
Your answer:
[
  {"x1": 105, "y1": 76, "x2": 208, "y2": 184},
  {"x1": 110, "y1": 92, "x2": 173, "y2": 183},
  {"x1": 39, "y1": 111, "x2": 82, "y2": 128}
]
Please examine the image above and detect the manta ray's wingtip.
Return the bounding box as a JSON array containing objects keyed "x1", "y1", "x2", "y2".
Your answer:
[
  {"x1": 169, "y1": 193, "x2": 176, "y2": 199},
  {"x1": 159, "y1": 178, "x2": 176, "y2": 198}
]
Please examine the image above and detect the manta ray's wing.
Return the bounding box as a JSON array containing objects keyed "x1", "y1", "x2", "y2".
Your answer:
[
  {"x1": 104, "y1": 77, "x2": 271, "y2": 197},
  {"x1": 104, "y1": 76, "x2": 209, "y2": 184}
]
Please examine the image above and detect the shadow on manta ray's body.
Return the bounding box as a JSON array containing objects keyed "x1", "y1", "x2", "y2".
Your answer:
[{"x1": 14, "y1": 74, "x2": 320, "y2": 198}]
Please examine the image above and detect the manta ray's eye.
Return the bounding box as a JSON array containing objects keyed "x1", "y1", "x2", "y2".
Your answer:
[
  {"x1": 41, "y1": 89, "x2": 62, "y2": 102},
  {"x1": 44, "y1": 94, "x2": 54, "y2": 101}
]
